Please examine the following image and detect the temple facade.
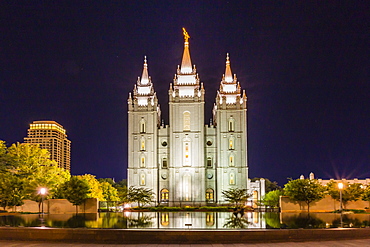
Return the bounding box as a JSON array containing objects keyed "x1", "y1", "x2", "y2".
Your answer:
[{"x1": 127, "y1": 30, "x2": 262, "y2": 205}]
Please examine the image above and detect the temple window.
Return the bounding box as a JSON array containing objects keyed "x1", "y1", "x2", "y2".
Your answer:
[
  {"x1": 140, "y1": 118, "x2": 146, "y2": 133},
  {"x1": 183, "y1": 111, "x2": 190, "y2": 131},
  {"x1": 183, "y1": 142, "x2": 190, "y2": 166},
  {"x1": 140, "y1": 156, "x2": 145, "y2": 168},
  {"x1": 229, "y1": 136, "x2": 235, "y2": 150},
  {"x1": 229, "y1": 154, "x2": 235, "y2": 167},
  {"x1": 140, "y1": 138, "x2": 146, "y2": 151},
  {"x1": 228, "y1": 117, "x2": 235, "y2": 132},
  {"x1": 161, "y1": 189, "x2": 169, "y2": 202},
  {"x1": 229, "y1": 173, "x2": 235, "y2": 185},
  {"x1": 162, "y1": 157, "x2": 168, "y2": 169},
  {"x1": 207, "y1": 157, "x2": 212, "y2": 168},
  {"x1": 161, "y1": 212, "x2": 169, "y2": 226},
  {"x1": 206, "y1": 188, "x2": 214, "y2": 202},
  {"x1": 140, "y1": 173, "x2": 146, "y2": 186}
]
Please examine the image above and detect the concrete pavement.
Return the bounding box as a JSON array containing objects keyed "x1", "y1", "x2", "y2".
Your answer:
[{"x1": 1, "y1": 239, "x2": 370, "y2": 246}]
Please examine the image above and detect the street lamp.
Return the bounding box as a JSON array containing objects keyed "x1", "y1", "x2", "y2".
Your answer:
[
  {"x1": 338, "y1": 182, "x2": 343, "y2": 212},
  {"x1": 39, "y1": 187, "x2": 47, "y2": 215}
]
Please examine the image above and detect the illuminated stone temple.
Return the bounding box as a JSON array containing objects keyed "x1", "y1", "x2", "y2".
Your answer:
[{"x1": 127, "y1": 29, "x2": 263, "y2": 205}]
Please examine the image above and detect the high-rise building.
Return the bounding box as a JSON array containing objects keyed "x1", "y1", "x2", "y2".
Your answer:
[
  {"x1": 24, "y1": 120, "x2": 71, "y2": 171},
  {"x1": 127, "y1": 29, "x2": 263, "y2": 205}
]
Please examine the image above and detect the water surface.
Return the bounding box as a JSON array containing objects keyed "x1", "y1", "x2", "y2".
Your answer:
[{"x1": 1, "y1": 212, "x2": 369, "y2": 229}]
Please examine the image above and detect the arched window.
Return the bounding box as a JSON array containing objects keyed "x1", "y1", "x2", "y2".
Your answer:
[
  {"x1": 140, "y1": 118, "x2": 146, "y2": 133},
  {"x1": 183, "y1": 141, "x2": 191, "y2": 166},
  {"x1": 206, "y1": 213, "x2": 215, "y2": 226},
  {"x1": 140, "y1": 155, "x2": 145, "y2": 168},
  {"x1": 229, "y1": 173, "x2": 235, "y2": 185},
  {"x1": 229, "y1": 136, "x2": 235, "y2": 150},
  {"x1": 140, "y1": 173, "x2": 146, "y2": 186},
  {"x1": 229, "y1": 154, "x2": 235, "y2": 167},
  {"x1": 140, "y1": 138, "x2": 145, "y2": 151},
  {"x1": 162, "y1": 157, "x2": 168, "y2": 169},
  {"x1": 183, "y1": 111, "x2": 190, "y2": 131},
  {"x1": 228, "y1": 117, "x2": 235, "y2": 132},
  {"x1": 161, "y1": 188, "x2": 169, "y2": 202},
  {"x1": 207, "y1": 157, "x2": 212, "y2": 168},
  {"x1": 206, "y1": 188, "x2": 214, "y2": 202},
  {"x1": 161, "y1": 213, "x2": 169, "y2": 226}
]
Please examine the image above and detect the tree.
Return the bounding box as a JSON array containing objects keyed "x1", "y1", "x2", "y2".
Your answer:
[
  {"x1": 100, "y1": 182, "x2": 120, "y2": 201},
  {"x1": 251, "y1": 177, "x2": 281, "y2": 193},
  {"x1": 327, "y1": 181, "x2": 364, "y2": 207},
  {"x1": 222, "y1": 188, "x2": 250, "y2": 207},
  {"x1": 283, "y1": 178, "x2": 325, "y2": 212},
  {"x1": 77, "y1": 174, "x2": 104, "y2": 201},
  {"x1": 126, "y1": 186, "x2": 154, "y2": 208},
  {"x1": 362, "y1": 186, "x2": 370, "y2": 202},
  {"x1": 0, "y1": 140, "x2": 8, "y2": 172},
  {"x1": 263, "y1": 190, "x2": 284, "y2": 207},
  {"x1": 6, "y1": 142, "x2": 71, "y2": 204},
  {"x1": 60, "y1": 176, "x2": 91, "y2": 213},
  {"x1": 0, "y1": 172, "x2": 26, "y2": 211}
]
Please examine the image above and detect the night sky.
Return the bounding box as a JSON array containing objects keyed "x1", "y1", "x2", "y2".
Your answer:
[{"x1": 1, "y1": 1, "x2": 369, "y2": 186}]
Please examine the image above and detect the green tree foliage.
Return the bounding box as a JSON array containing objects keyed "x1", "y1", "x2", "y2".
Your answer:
[
  {"x1": 0, "y1": 141, "x2": 71, "y2": 210},
  {"x1": 77, "y1": 174, "x2": 104, "y2": 201},
  {"x1": 263, "y1": 190, "x2": 284, "y2": 207},
  {"x1": 326, "y1": 181, "x2": 364, "y2": 206},
  {"x1": 126, "y1": 186, "x2": 154, "y2": 208},
  {"x1": 100, "y1": 181, "x2": 120, "y2": 202},
  {"x1": 222, "y1": 188, "x2": 250, "y2": 206},
  {"x1": 284, "y1": 179, "x2": 326, "y2": 212},
  {"x1": 362, "y1": 186, "x2": 370, "y2": 202},
  {"x1": 0, "y1": 140, "x2": 8, "y2": 171},
  {"x1": 251, "y1": 177, "x2": 281, "y2": 192},
  {"x1": 117, "y1": 185, "x2": 128, "y2": 202},
  {"x1": 60, "y1": 176, "x2": 91, "y2": 213},
  {"x1": 113, "y1": 179, "x2": 127, "y2": 189},
  {"x1": 97, "y1": 178, "x2": 115, "y2": 186},
  {"x1": 0, "y1": 172, "x2": 26, "y2": 210}
]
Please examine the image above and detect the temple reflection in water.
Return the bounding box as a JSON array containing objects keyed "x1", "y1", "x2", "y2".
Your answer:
[{"x1": 125, "y1": 212, "x2": 266, "y2": 229}]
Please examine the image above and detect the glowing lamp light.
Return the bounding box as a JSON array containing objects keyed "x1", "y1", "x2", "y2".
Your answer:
[
  {"x1": 338, "y1": 182, "x2": 343, "y2": 190},
  {"x1": 39, "y1": 187, "x2": 47, "y2": 195}
]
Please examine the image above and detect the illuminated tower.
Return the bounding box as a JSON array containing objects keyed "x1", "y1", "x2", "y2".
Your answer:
[
  {"x1": 213, "y1": 53, "x2": 249, "y2": 201},
  {"x1": 24, "y1": 120, "x2": 71, "y2": 171},
  {"x1": 167, "y1": 28, "x2": 206, "y2": 204},
  {"x1": 127, "y1": 57, "x2": 161, "y2": 197}
]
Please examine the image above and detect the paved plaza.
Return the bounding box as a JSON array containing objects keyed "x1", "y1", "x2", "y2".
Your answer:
[{"x1": 1, "y1": 239, "x2": 370, "y2": 246}]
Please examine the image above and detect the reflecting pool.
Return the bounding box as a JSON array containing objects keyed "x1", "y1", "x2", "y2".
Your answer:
[{"x1": 1, "y1": 212, "x2": 369, "y2": 229}]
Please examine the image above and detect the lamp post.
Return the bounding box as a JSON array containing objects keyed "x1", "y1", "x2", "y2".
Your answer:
[
  {"x1": 338, "y1": 182, "x2": 343, "y2": 212},
  {"x1": 39, "y1": 187, "x2": 47, "y2": 215}
]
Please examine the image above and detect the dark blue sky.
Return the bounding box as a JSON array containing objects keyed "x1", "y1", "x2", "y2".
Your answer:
[{"x1": 1, "y1": 1, "x2": 369, "y2": 185}]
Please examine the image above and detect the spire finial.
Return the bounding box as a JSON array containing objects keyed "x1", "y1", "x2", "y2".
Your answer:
[
  {"x1": 140, "y1": 56, "x2": 149, "y2": 85},
  {"x1": 182, "y1": 27, "x2": 190, "y2": 42},
  {"x1": 224, "y1": 53, "x2": 233, "y2": 82},
  {"x1": 180, "y1": 28, "x2": 192, "y2": 73}
]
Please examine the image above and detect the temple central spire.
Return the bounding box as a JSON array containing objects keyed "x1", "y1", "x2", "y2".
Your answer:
[{"x1": 180, "y1": 28, "x2": 193, "y2": 74}]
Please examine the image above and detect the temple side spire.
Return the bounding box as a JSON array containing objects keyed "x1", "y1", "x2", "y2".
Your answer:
[
  {"x1": 225, "y1": 53, "x2": 233, "y2": 83},
  {"x1": 180, "y1": 28, "x2": 192, "y2": 74},
  {"x1": 141, "y1": 56, "x2": 149, "y2": 85}
]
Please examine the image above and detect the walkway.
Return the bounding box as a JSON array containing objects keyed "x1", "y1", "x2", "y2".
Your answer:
[{"x1": 1, "y1": 239, "x2": 370, "y2": 246}]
